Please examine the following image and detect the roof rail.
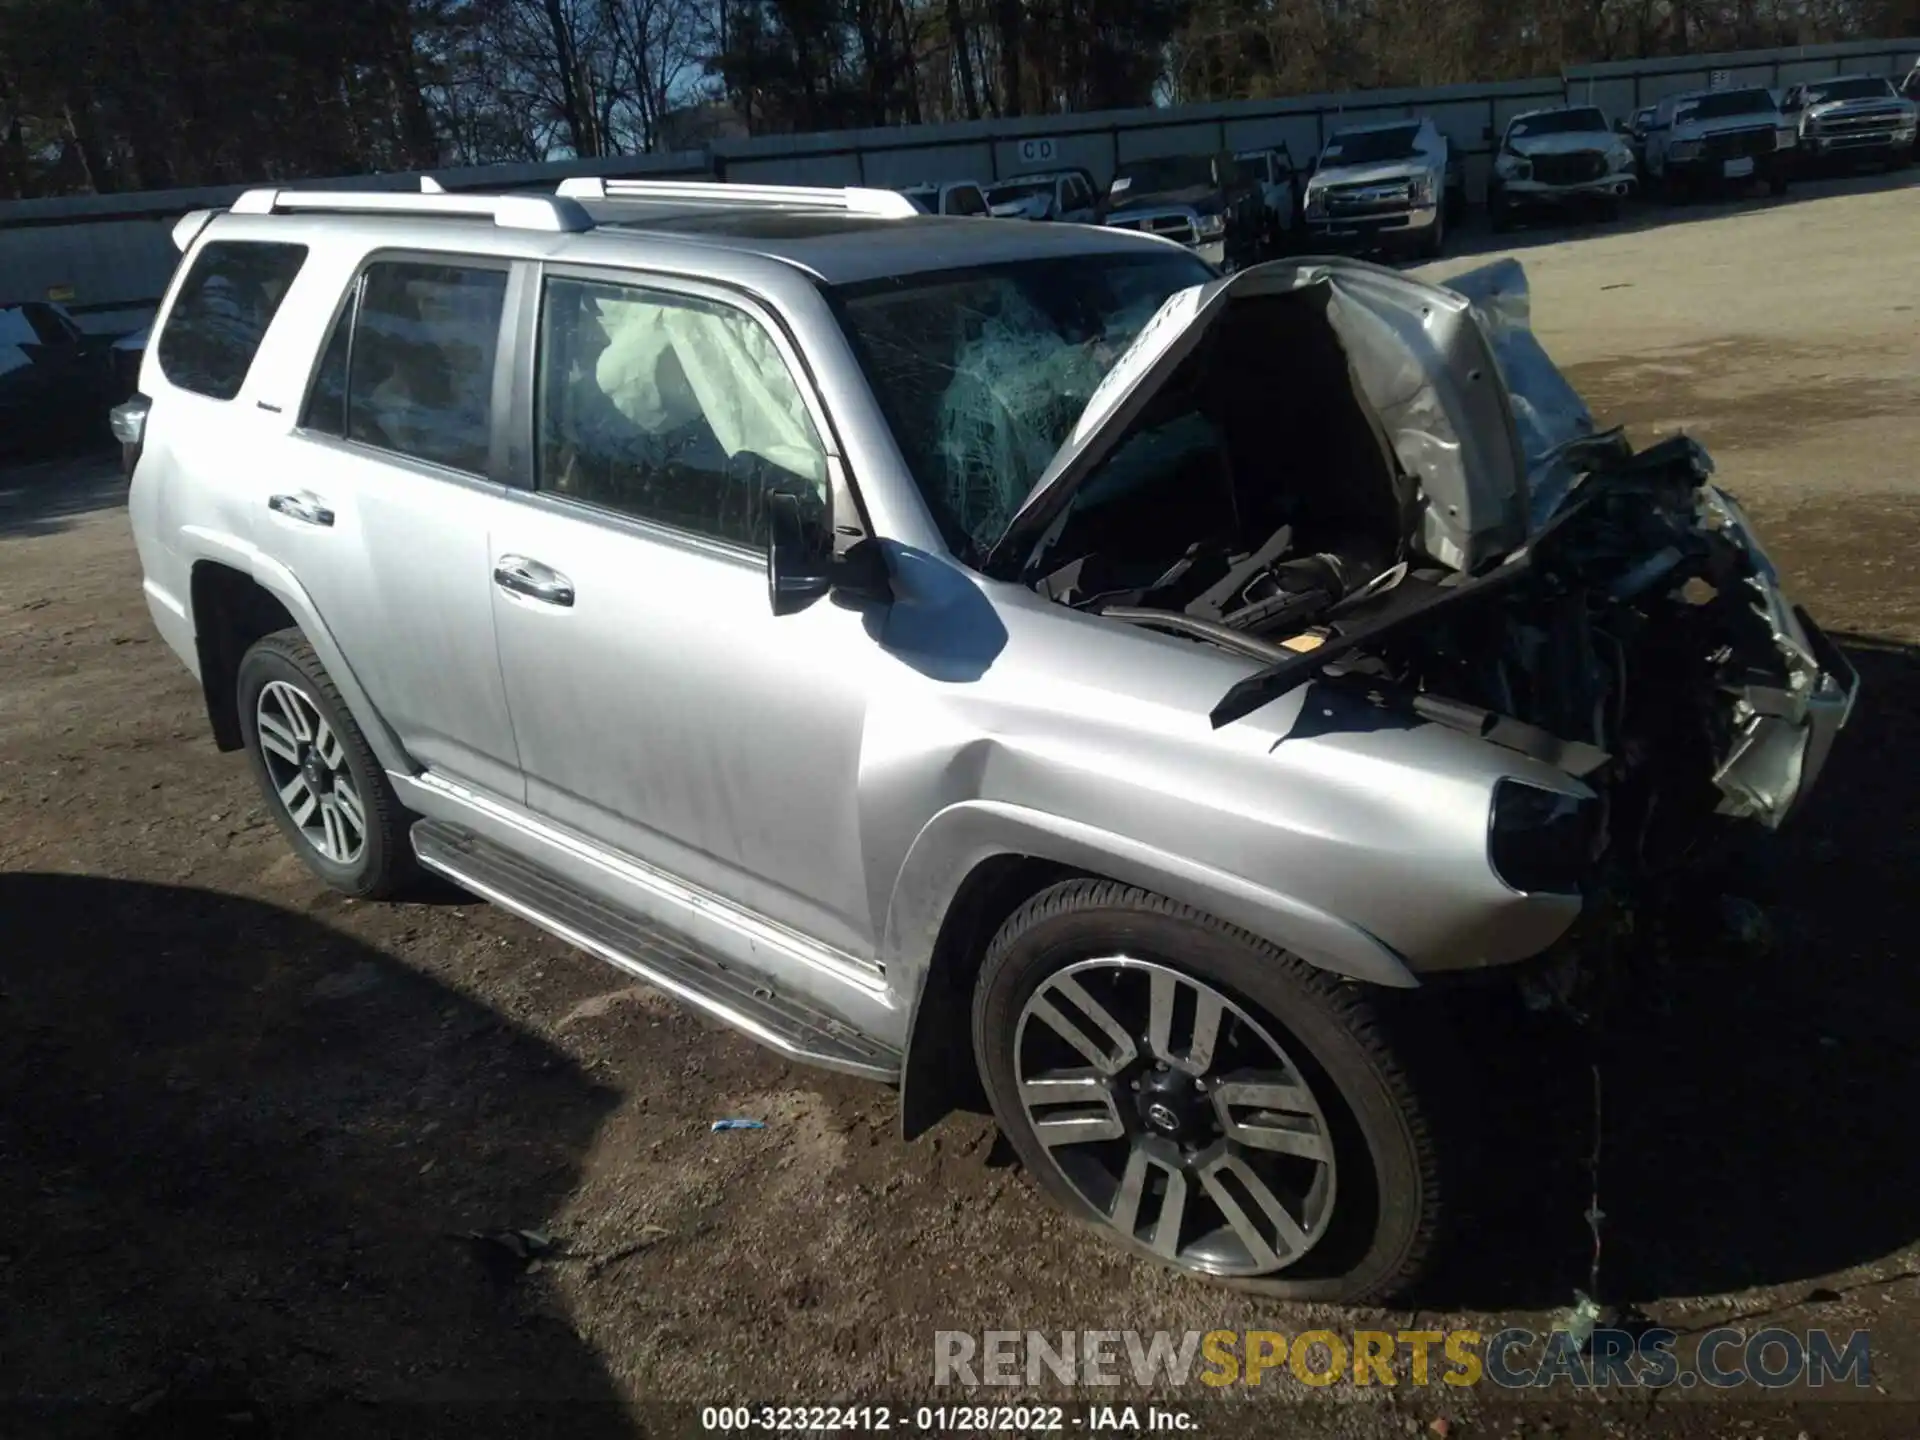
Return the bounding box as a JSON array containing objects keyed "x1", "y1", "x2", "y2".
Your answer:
[
  {"x1": 555, "y1": 176, "x2": 919, "y2": 218},
  {"x1": 227, "y1": 186, "x2": 592, "y2": 233}
]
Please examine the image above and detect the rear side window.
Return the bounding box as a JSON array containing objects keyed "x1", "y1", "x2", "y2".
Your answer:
[
  {"x1": 339, "y1": 260, "x2": 508, "y2": 474},
  {"x1": 157, "y1": 241, "x2": 309, "y2": 400}
]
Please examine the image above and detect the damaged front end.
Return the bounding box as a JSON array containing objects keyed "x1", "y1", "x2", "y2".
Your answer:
[{"x1": 984, "y1": 255, "x2": 1857, "y2": 880}]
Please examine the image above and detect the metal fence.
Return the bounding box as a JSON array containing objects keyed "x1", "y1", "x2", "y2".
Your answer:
[{"x1": 2, "y1": 36, "x2": 1911, "y2": 335}]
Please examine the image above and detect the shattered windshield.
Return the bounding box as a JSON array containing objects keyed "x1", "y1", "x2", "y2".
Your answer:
[
  {"x1": 833, "y1": 251, "x2": 1215, "y2": 562},
  {"x1": 1804, "y1": 76, "x2": 1894, "y2": 103},
  {"x1": 1320, "y1": 125, "x2": 1421, "y2": 166},
  {"x1": 1676, "y1": 89, "x2": 1775, "y2": 122},
  {"x1": 1509, "y1": 108, "x2": 1607, "y2": 138}
]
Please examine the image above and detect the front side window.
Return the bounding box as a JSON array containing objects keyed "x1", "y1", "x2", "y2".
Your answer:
[
  {"x1": 948, "y1": 185, "x2": 988, "y2": 216},
  {"x1": 834, "y1": 250, "x2": 1214, "y2": 562},
  {"x1": 157, "y1": 240, "x2": 309, "y2": 400},
  {"x1": 536, "y1": 277, "x2": 828, "y2": 549},
  {"x1": 344, "y1": 261, "x2": 507, "y2": 473}
]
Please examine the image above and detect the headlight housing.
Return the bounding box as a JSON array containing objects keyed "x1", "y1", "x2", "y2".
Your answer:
[
  {"x1": 1195, "y1": 210, "x2": 1226, "y2": 237},
  {"x1": 1607, "y1": 143, "x2": 1634, "y2": 170},
  {"x1": 1774, "y1": 127, "x2": 1796, "y2": 149},
  {"x1": 1668, "y1": 139, "x2": 1702, "y2": 161},
  {"x1": 1488, "y1": 780, "x2": 1596, "y2": 895},
  {"x1": 1494, "y1": 153, "x2": 1531, "y2": 179},
  {"x1": 1408, "y1": 172, "x2": 1435, "y2": 205},
  {"x1": 1304, "y1": 187, "x2": 1327, "y2": 217}
]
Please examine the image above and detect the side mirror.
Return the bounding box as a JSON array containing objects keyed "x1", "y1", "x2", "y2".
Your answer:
[{"x1": 766, "y1": 488, "x2": 833, "y2": 616}]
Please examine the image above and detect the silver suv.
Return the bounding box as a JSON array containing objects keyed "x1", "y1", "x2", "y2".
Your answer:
[{"x1": 117, "y1": 177, "x2": 1855, "y2": 1304}]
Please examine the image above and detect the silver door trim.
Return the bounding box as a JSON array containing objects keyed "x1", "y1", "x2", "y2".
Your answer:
[{"x1": 407, "y1": 768, "x2": 889, "y2": 994}]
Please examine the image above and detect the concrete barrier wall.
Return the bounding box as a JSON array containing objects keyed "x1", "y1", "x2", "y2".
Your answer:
[{"x1": 2, "y1": 37, "x2": 1910, "y2": 333}]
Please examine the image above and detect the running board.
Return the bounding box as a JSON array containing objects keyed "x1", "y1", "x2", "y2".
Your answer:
[{"x1": 411, "y1": 820, "x2": 901, "y2": 1081}]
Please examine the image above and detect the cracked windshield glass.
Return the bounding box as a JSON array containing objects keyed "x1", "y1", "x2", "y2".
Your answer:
[{"x1": 834, "y1": 251, "x2": 1213, "y2": 561}]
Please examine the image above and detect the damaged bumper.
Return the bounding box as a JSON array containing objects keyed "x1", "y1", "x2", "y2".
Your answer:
[{"x1": 1703, "y1": 486, "x2": 1859, "y2": 828}]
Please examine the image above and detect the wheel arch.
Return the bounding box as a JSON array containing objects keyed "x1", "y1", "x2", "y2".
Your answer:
[
  {"x1": 188, "y1": 553, "x2": 413, "y2": 775},
  {"x1": 889, "y1": 801, "x2": 1418, "y2": 1141}
]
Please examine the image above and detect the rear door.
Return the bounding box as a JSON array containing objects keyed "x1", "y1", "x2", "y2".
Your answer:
[{"x1": 257, "y1": 253, "x2": 526, "y2": 801}]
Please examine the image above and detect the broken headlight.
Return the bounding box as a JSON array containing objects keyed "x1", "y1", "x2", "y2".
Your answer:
[{"x1": 1487, "y1": 780, "x2": 1596, "y2": 895}]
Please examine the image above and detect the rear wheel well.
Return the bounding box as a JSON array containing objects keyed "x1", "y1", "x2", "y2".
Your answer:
[
  {"x1": 899, "y1": 854, "x2": 1077, "y2": 1140},
  {"x1": 190, "y1": 563, "x2": 296, "y2": 751}
]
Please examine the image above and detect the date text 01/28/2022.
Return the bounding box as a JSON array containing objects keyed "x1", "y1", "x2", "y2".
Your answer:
[{"x1": 700, "y1": 1405, "x2": 1196, "y2": 1432}]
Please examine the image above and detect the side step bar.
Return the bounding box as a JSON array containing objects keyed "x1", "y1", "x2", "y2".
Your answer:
[{"x1": 411, "y1": 820, "x2": 901, "y2": 1081}]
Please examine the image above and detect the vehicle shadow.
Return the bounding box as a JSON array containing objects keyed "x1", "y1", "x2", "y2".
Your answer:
[
  {"x1": 1432, "y1": 164, "x2": 1918, "y2": 265},
  {"x1": 0, "y1": 873, "x2": 633, "y2": 1438},
  {"x1": 0, "y1": 448, "x2": 128, "y2": 540},
  {"x1": 1428, "y1": 632, "x2": 1920, "y2": 1313}
]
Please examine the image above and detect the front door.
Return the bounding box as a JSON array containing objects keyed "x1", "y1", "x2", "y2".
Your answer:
[
  {"x1": 259, "y1": 254, "x2": 525, "y2": 802},
  {"x1": 488, "y1": 267, "x2": 880, "y2": 960}
]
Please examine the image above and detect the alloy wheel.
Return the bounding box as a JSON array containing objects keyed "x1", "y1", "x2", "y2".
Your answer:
[
  {"x1": 254, "y1": 679, "x2": 368, "y2": 865},
  {"x1": 1014, "y1": 956, "x2": 1337, "y2": 1277}
]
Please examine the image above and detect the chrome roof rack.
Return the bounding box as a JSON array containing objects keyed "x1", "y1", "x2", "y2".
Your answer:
[
  {"x1": 227, "y1": 186, "x2": 593, "y2": 233},
  {"x1": 555, "y1": 176, "x2": 919, "y2": 218}
]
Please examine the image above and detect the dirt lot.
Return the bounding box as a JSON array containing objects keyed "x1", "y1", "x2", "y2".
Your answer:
[{"x1": 3, "y1": 170, "x2": 1918, "y2": 1439}]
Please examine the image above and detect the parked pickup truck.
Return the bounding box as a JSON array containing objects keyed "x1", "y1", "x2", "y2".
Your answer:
[
  {"x1": 1485, "y1": 105, "x2": 1638, "y2": 231},
  {"x1": 1102, "y1": 152, "x2": 1263, "y2": 270},
  {"x1": 1781, "y1": 74, "x2": 1917, "y2": 172},
  {"x1": 895, "y1": 180, "x2": 991, "y2": 216},
  {"x1": 1642, "y1": 86, "x2": 1795, "y2": 200},
  {"x1": 1301, "y1": 118, "x2": 1452, "y2": 259},
  {"x1": 985, "y1": 169, "x2": 1102, "y2": 223}
]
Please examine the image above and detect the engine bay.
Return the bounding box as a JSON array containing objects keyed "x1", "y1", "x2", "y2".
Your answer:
[{"x1": 1015, "y1": 269, "x2": 1851, "y2": 879}]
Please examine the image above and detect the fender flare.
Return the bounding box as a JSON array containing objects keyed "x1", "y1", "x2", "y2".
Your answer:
[
  {"x1": 241, "y1": 545, "x2": 417, "y2": 777},
  {"x1": 884, "y1": 801, "x2": 1418, "y2": 1140},
  {"x1": 882, "y1": 799, "x2": 1418, "y2": 997}
]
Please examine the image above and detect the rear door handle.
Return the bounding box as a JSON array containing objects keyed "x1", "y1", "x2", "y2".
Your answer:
[
  {"x1": 268, "y1": 491, "x2": 334, "y2": 527},
  {"x1": 494, "y1": 555, "x2": 575, "y2": 608}
]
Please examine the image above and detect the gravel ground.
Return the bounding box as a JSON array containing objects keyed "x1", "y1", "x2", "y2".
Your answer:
[{"x1": 2, "y1": 168, "x2": 1917, "y2": 1439}]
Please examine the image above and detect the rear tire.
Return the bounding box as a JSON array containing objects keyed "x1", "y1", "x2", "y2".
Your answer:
[
  {"x1": 971, "y1": 879, "x2": 1453, "y2": 1304},
  {"x1": 237, "y1": 629, "x2": 418, "y2": 900}
]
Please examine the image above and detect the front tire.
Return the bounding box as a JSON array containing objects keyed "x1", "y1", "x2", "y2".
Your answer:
[
  {"x1": 237, "y1": 629, "x2": 418, "y2": 899},
  {"x1": 971, "y1": 880, "x2": 1450, "y2": 1304}
]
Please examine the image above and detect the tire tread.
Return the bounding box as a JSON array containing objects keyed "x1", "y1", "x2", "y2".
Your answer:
[{"x1": 973, "y1": 876, "x2": 1448, "y2": 1305}]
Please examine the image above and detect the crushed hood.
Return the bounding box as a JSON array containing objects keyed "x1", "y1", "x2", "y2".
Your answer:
[{"x1": 982, "y1": 256, "x2": 1590, "y2": 580}]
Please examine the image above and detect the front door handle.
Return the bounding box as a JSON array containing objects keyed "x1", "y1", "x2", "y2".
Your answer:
[
  {"x1": 269, "y1": 491, "x2": 335, "y2": 527},
  {"x1": 494, "y1": 555, "x2": 576, "y2": 608}
]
